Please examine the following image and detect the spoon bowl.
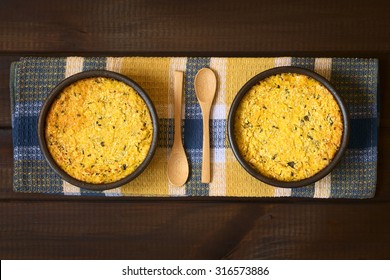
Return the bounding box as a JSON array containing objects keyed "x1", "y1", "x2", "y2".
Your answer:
[
  {"x1": 195, "y1": 68, "x2": 217, "y2": 104},
  {"x1": 167, "y1": 148, "x2": 189, "y2": 186}
]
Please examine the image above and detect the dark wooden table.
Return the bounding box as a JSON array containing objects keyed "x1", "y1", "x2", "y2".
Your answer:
[{"x1": 1, "y1": 0, "x2": 389, "y2": 259}]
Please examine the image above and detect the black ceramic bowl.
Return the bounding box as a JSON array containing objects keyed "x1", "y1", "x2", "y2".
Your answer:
[
  {"x1": 227, "y1": 66, "x2": 349, "y2": 188},
  {"x1": 38, "y1": 70, "x2": 159, "y2": 191}
]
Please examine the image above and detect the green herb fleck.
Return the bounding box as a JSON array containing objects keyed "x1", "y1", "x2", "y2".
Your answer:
[{"x1": 287, "y1": 161, "x2": 295, "y2": 168}]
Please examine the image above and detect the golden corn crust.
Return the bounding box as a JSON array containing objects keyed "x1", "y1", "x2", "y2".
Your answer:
[
  {"x1": 234, "y1": 73, "x2": 343, "y2": 181},
  {"x1": 45, "y1": 77, "x2": 153, "y2": 184}
]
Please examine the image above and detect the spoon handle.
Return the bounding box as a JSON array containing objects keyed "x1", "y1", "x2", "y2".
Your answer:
[
  {"x1": 173, "y1": 71, "x2": 184, "y2": 146},
  {"x1": 201, "y1": 105, "x2": 211, "y2": 183}
]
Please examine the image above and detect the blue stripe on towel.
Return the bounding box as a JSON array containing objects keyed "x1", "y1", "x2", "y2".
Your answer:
[
  {"x1": 83, "y1": 57, "x2": 107, "y2": 71},
  {"x1": 291, "y1": 184, "x2": 315, "y2": 197},
  {"x1": 291, "y1": 57, "x2": 315, "y2": 70},
  {"x1": 184, "y1": 57, "x2": 211, "y2": 196},
  {"x1": 349, "y1": 118, "x2": 377, "y2": 149},
  {"x1": 184, "y1": 119, "x2": 226, "y2": 150},
  {"x1": 13, "y1": 116, "x2": 39, "y2": 146}
]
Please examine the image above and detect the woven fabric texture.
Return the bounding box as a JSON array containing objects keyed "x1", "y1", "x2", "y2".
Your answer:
[{"x1": 10, "y1": 57, "x2": 379, "y2": 198}]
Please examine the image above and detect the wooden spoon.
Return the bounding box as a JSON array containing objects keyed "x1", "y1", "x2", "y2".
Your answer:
[
  {"x1": 194, "y1": 68, "x2": 217, "y2": 183},
  {"x1": 167, "y1": 71, "x2": 189, "y2": 187}
]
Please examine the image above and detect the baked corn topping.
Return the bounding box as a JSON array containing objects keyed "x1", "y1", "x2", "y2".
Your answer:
[
  {"x1": 234, "y1": 73, "x2": 343, "y2": 181},
  {"x1": 45, "y1": 77, "x2": 153, "y2": 184}
]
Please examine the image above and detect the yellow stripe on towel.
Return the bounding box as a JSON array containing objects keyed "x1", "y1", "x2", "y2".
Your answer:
[
  {"x1": 62, "y1": 56, "x2": 85, "y2": 196},
  {"x1": 121, "y1": 148, "x2": 169, "y2": 196},
  {"x1": 225, "y1": 58, "x2": 275, "y2": 197},
  {"x1": 119, "y1": 57, "x2": 171, "y2": 196},
  {"x1": 120, "y1": 57, "x2": 171, "y2": 119}
]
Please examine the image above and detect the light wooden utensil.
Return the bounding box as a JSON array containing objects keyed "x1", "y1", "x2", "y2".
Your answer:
[
  {"x1": 194, "y1": 68, "x2": 217, "y2": 183},
  {"x1": 167, "y1": 71, "x2": 189, "y2": 187}
]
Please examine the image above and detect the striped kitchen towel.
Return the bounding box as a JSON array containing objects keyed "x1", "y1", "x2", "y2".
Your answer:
[{"x1": 10, "y1": 57, "x2": 379, "y2": 198}]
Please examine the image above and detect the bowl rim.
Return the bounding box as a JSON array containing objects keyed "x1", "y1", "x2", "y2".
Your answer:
[
  {"x1": 37, "y1": 70, "x2": 159, "y2": 191},
  {"x1": 227, "y1": 66, "x2": 350, "y2": 188}
]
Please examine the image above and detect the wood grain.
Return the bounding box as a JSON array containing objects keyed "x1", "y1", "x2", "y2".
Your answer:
[
  {"x1": 1, "y1": 0, "x2": 390, "y2": 259},
  {"x1": 0, "y1": 0, "x2": 389, "y2": 54},
  {"x1": 0, "y1": 201, "x2": 389, "y2": 259},
  {"x1": 0, "y1": 56, "x2": 17, "y2": 128}
]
